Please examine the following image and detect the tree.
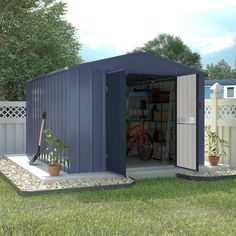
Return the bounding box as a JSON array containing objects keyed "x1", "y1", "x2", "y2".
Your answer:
[
  {"x1": 132, "y1": 33, "x2": 202, "y2": 69},
  {"x1": 206, "y1": 60, "x2": 235, "y2": 80},
  {"x1": 0, "y1": 0, "x2": 83, "y2": 100}
]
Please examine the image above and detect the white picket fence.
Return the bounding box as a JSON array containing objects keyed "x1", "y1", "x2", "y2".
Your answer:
[
  {"x1": 205, "y1": 83, "x2": 236, "y2": 167},
  {"x1": 0, "y1": 101, "x2": 26, "y2": 154}
]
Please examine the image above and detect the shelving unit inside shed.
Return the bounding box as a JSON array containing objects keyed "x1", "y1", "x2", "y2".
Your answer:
[{"x1": 126, "y1": 77, "x2": 176, "y2": 164}]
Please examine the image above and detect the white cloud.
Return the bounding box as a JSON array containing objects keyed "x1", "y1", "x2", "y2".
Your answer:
[
  {"x1": 65, "y1": 0, "x2": 236, "y2": 55},
  {"x1": 186, "y1": 33, "x2": 236, "y2": 55}
]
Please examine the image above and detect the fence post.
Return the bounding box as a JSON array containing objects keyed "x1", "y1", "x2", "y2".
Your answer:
[{"x1": 209, "y1": 83, "x2": 222, "y2": 132}]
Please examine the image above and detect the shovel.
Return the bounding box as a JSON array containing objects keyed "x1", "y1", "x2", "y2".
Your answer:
[{"x1": 29, "y1": 112, "x2": 47, "y2": 164}]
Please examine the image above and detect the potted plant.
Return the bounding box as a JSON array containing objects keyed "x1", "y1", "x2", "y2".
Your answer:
[
  {"x1": 205, "y1": 126, "x2": 229, "y2": 165},
  {"x1": 44, "y1": 129, "x2": 69, "y2": 176}
]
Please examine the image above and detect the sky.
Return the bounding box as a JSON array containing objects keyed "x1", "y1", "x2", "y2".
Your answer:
[{"x1": 64, "y1": 0, "x2": 236, "y2": 68}]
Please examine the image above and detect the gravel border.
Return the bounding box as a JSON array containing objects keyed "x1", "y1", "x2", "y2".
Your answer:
[
  {"x1": 176, "y1": 168, "x2": 236, "y2": 181},
  {"x1": 176, "y1": 173, "x2": 236, "y2": 181},
  {"x1": 0, "y1": 155, "x2": 134, "y2": 195}
]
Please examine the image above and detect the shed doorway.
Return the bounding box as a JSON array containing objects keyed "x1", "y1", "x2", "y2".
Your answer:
[{"x1": 126, "y1": 74, "x2": 176, "y2": 170}]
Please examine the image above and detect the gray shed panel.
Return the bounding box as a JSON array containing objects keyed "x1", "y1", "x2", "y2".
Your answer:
[
  {"x1": 106, "y1": 70, "x2": 126, "y2": 176},
  {"x1": 26, "y1": 68, "x2": 106, "y2": 173},
  {"x1": 68, "y1": 68, "x2": 105, "y2": 173},
  {"x1": 197, "y1": 73, "x2": 205, "y2": 165},
  {"x1": 91, "y1": 70, "x2": 106, "y2": 171},
  {"x1": 27, "y1": 70, "x2": 71, "y2": 171}
]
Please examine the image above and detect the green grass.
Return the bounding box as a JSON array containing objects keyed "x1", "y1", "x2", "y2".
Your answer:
[{"x1": 1, "y1": 177, "x2": 236, "y2": 236}]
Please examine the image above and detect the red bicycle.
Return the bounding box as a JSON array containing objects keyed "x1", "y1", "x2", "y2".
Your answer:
[{"x1": 126, "y1": 119, "x2": 153, "y2": 160}]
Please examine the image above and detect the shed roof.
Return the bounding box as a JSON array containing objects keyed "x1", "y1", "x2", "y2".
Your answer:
[
  {"x1": 72, "y1": 52, "x2": 202, "y2": 75},
  {"x1": 28, "y1": 52, "x2": 204, "y2": 82}
]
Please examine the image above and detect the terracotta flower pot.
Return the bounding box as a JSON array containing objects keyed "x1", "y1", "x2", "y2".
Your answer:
[
  {"x1": 208, "y1": 156, "x2": 220, "y2": 165},
  {"x1": 48, "y1": 164, "x2": 61, "y2": 176}
]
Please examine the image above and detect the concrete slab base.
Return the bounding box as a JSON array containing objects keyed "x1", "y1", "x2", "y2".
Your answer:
[
  {"x1": 201, "y1": 161, "x2": 230, "y2": 170},
  {"x1": 6, "y1": 155, "x2": 123, "y2": 183},
  {"x1": 126, "y1": 165, "x2": 186, "y2": 179},
  {"x1": 6, "y1": 155, "x2": 228, "y2": 182}
]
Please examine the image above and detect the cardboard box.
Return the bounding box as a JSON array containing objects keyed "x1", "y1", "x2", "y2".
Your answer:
[
  {"x1": 152, "y1": 142, "x2": 161, "y2": 159},
  {"x1": 150, "y1": 89, "x2": 169, "y2": 103},
  {"x1": 154, "y1": 112, "x2": 162, "y2": 121},
  {"x1": 153, "y1": 142, "x2": 161, "y2": 152},
  {"x1": 162, "y1": 112, "x2": 169, "y2": 121},
  {"x1": 154, "y1": 112, "x2": 168, "y2": 121},
  {"x1": 144, "y1": 121, "x2": 155, "y2": 130}
]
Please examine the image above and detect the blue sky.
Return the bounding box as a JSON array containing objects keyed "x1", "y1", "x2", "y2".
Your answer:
[{"x1": 65, "y1": 0, "x2": 236, "y2": 68}]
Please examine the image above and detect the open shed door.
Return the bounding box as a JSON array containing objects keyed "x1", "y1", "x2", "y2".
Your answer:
[
  {"x1": 177, "y1": 74, "x2": 197, "y2": 170},
  {"x1": 106, "y1": 70, "x2": 126, "y2": 176}
]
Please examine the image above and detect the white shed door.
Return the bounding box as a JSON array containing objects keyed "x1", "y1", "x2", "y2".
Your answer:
[{"x1": 177, "y1": 74, "x2": 197, "y2": 170}]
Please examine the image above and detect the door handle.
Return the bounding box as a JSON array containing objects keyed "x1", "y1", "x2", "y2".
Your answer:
[{"x1": 177, "y1": 117, "x2": 196, "y2": 124}]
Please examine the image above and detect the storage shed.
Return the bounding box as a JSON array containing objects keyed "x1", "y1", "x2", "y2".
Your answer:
[{"x1": 26, "y1": 52, "x2": 204, "y2": 175}]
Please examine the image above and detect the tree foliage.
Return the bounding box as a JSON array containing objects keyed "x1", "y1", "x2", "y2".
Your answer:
[
  {"x1": 132, "y1": 33, "x2": 202, "y2": 69},
  {"x1": 0, "y1": 0, "x2": 83, "y2": 100},
  {"x1": 206, "y1": 60, "x2": 236, "y2": 80}
]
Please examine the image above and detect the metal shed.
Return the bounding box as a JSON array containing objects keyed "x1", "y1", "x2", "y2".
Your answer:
[{"x1": 26, "y1": 52, "x2": 204, "y2": 175}]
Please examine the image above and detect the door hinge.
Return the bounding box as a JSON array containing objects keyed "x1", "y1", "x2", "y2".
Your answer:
[
  {"x1": 106, "y1": 86, "x2": 108, "y2": 92},
  {"x1": 106, "y1": 154, "x2": 108, "y2": 159}
]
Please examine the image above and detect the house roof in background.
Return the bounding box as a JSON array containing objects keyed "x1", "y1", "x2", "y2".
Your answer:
[{"x1": 205, "y1": 79, "x2": 236, "y2": 86}]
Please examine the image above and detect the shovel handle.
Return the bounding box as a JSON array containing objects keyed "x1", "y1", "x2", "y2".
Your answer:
[
  {"x1": 38, "y1": 112, "x2": 46, "y2": 146},
  {"x1": 42, "y1": 112, "x2": 47, "y2": 119}
]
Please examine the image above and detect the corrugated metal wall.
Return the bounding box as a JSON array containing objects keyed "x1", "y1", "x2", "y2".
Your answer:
[
  {"x1": 27, "y1": 70, "x2": 71, "y2": 171},
  {"x1": 26, "y1": 68, "x2": 106, "y2": 173},
  {"x1": 106, "y1": 71, "x2": 126, "y2": 176},
  {"x1": 197, "y1": 73, "x2": 205, "y2": 165},
  {"x1": 68, "y1": 68, "x2": 105, "y2": 173}
]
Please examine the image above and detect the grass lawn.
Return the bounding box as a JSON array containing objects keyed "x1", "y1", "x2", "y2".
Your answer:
[{"x1": 1, "y1": 176, "x2": 236, "y2": 236}]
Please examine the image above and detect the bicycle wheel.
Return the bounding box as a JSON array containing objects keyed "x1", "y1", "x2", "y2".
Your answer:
[{"x1": 138, "y1": 133, "x2": 153, "y2": 161}]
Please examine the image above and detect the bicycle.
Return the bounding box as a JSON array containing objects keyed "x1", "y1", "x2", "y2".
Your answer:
[{"x1": 126, "y1": 118, "x2": 153, "y2": 161}]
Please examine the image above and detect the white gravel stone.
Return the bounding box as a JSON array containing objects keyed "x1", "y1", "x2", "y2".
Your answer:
[
  {"x1": 0, "y1": 155, "x2": 134, "y2": 193},
  {"x1": 184, "y1": 168, "x2": 236, "y2": 177}
]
